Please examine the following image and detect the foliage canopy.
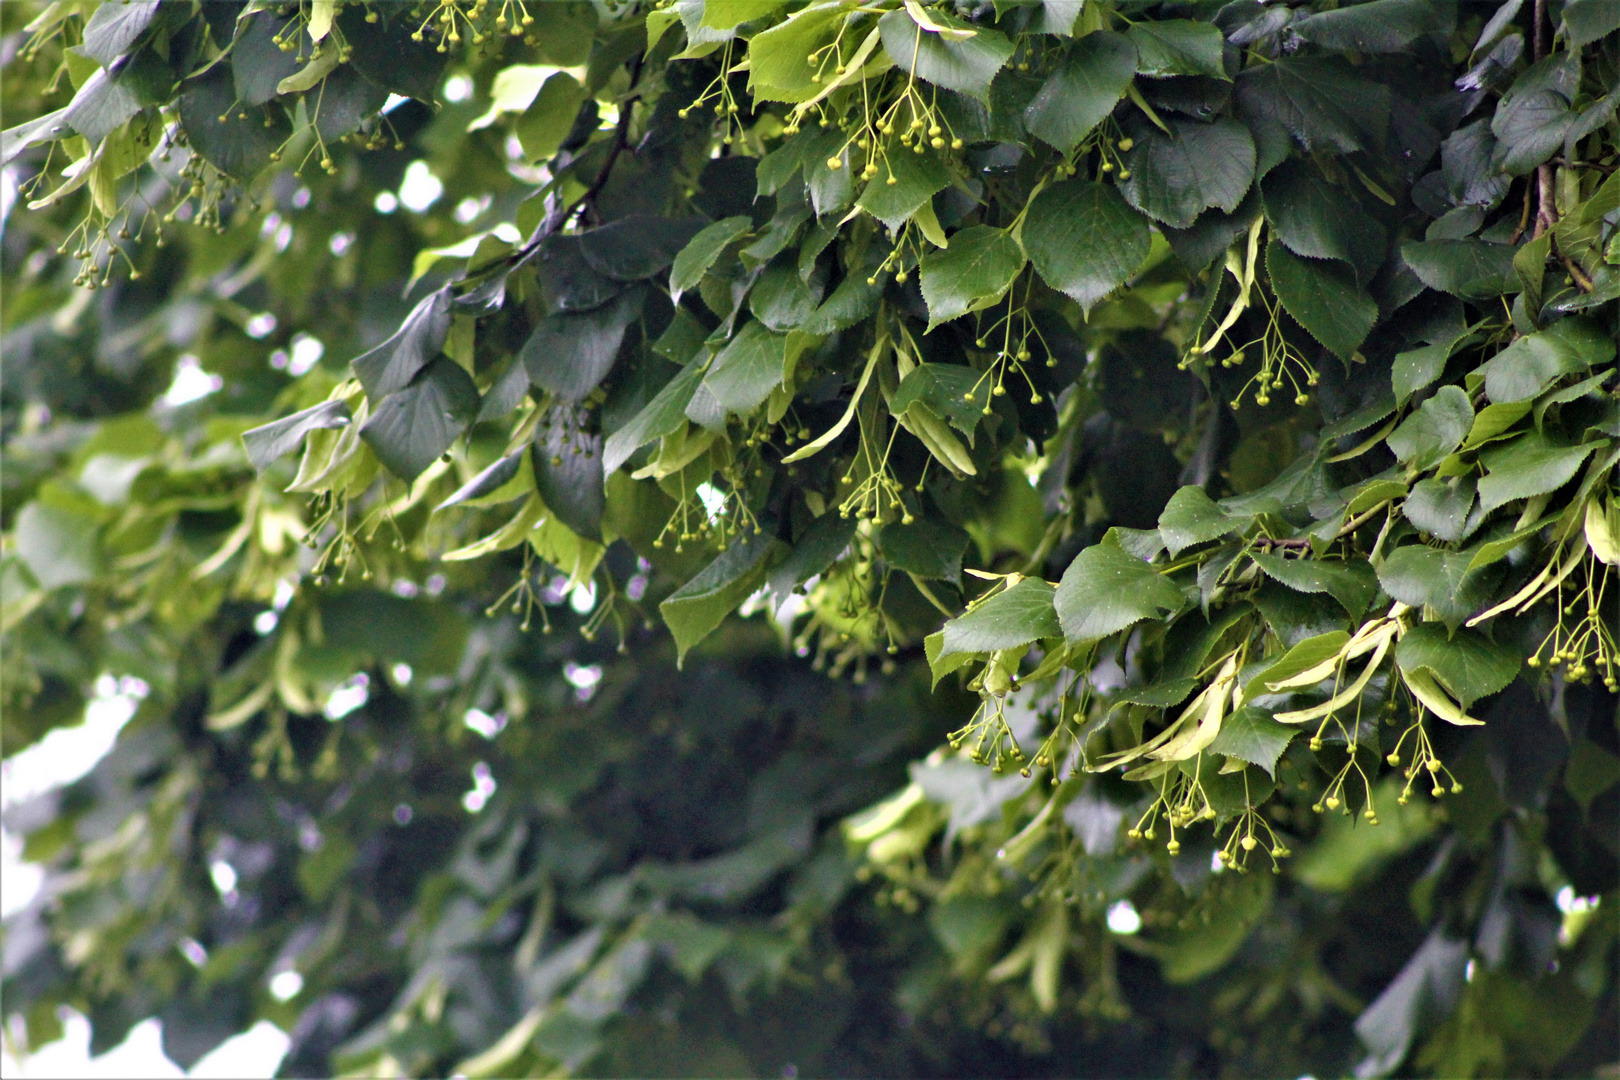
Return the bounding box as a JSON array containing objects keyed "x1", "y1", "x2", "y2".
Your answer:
[{"x1": 2, "y1": 0, "x2": 1618, "y2": 1076}]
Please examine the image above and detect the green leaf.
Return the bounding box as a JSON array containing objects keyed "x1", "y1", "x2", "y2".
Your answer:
[
  {"x1": 603, "y1": 362, "x2": 709, "y2": 475},
  {"x1": 231, "y1": 11, "x2": 301, "y2": 107},
  {"x1": 1022, "y1": 31, "x2": 1136, "y2": 153},
  {"x1": 856, "y1": 147, "x2": 951, "y2": 231},
  {"x1": 1265, "y1": 241, "x2": 1376, "y2": 360},
  {"x1": 877, "y1": 515, "x2": 970, "y2": 584},
  {"x1": 577, "y1": 217, "x2": 706, "y2": 281},
  {"x1": 1120, "y1": 119, "x2": 1255, "y2": 230},
  {"x1": 1403, "y1": 476, "x2": 1478, "y2": 543},
  {"x1": 803, "y1": 271, "x2": 883, "y2": 333},
  {"x1": 1475, "y1": 432, "x2": 1598, "y2": 515},
  {"x1": 532, "y1": 406, "x2": 606, "y2": 543},
  {"x1": 1023, "y1": 180, "x2": 1150, "y2": 313},
  {"x1": 1054, "y1": 537, "x2": 1186, "y2": 644},
  {"x1": 1376, "y1": 545, "x2": 1499, "y2": 628},
  {"x1": 1, "y1": 107, "x2": 70, "y2": 167},
  {"x1": 1250, "y1": 552, "x2": 1378, "y2": 620},
  {"x1": 768, "y1": 512, "x2": 856, "y2": 597},
  {"x1": 438, "y1": 450, "x2": 527, "y2": 510},
  {"x1": 14, "y1": 502, "x2": 101, "y2": 589},
  {"x1": 242, "y1": 399, "x2": 351, "y2": 472},
  {"x1": 338, "y1": 5, "x2": 446, "y2": 102},
  {"x1": 1392, "y1": 342, "x2": 1453, "y2": 406},
  {"x1": 1127, "y1": 20, "x2": 1226, "y2": 79},
  {"x1": 1563, "y1": 0, "x2": 1620, "y2": 47},
  {"x1": 514, "y1": 72, "x2": 587, "y2": 162},
  {"x1": 1461, "y1": 401, "x2": 1531, "y2": 450},
  {"x1": 1261, "y1": 162, "x2": 1384, "y2": 285},
  {"x1": 522, "y1": 291, "x2": 642, "y2": 403},
  {"x1": 63, "y1": 68, "x2": 140, "y2": 145},
  {"x1": 311, "y1": 66, "x2": 389, "y2": 142},
  {"x1": 177, "y1": 65, "x2": 291, "y2": 180},
  {"x1": 1394, "y1": 625, "x2": 1519, "y2": 710},
  {"x1": 938, "y1": 577, "x2": 1059, "y2": 658},
  {"x1": 351, "y1": 288, "x2": 453, "y2": 400},
  {"x1": 670, "y1": 216, "x2": 751, "y2": 301},
  {"x1": 1207, "y1": 706, "x2": 1296, "y2": 777},
  {"x1": 1491, "y1": 57, "x2": 1579, "y2": 176},
  {"x1": 660, "y1": 531, "x2": 778, "y2": 664},
  {"x1": 1157, "y1": 485, "x2": 1244, "y2": 559},
  {"x1": 1399, "y1": 239, "x2": 1519, "y2": 300},
  {"x1": 745, "y1": 2, "x2": 844, "y2": 101},
  {"x1": 359, "y1": 357, "x2": 480, "y2": 483},
  {"x1": 1479, "y1": 318, "x2": 1615, "y2": 403},
  {"x1": 702, "y1": 321, "x2": 788, "y2": 414},
  {"x1": 889, "y1": 364, "x2": 985, "y2": 439},
  {"x1": 1291, "y1": 0, "x2": 1453, "y2": 54},
  {"x1": 79, "y1": 0, "x2": 161, "y2": 66},
  {"x1": 749, "y1": 264, "x2": 822, "y2": 331},
  {"x1": 1250, "y1": 630, "x2": 1350, "y2": 694},
  {"x1": 1386, "y1": 386, "x2": 1473, "y2": 472},
  {"x1": 1234, "y1": 56, "x2": 1391, "y2": 155},
  {"x1": 877, "y1": 9, "x2": 1014, "y2": 102},
  {"x1": 703, "y1": 0, "x2": 788, "y2": 30},
  {"x1": 919, "y1": 226, "x2": 1026, "y2": 330},
  {"x1": 1564, "y1": 740, "x2": 1620, "y2": 811}
]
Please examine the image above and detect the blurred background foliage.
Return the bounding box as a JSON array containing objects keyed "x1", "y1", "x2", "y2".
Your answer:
[{"x1": 1, "y1": 2, "x2": 1617, "y2": 1078}]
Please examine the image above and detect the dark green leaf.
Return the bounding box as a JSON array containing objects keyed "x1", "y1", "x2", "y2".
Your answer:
[
  {"x1": 578, "y1": 217, "x2": 706, "y2": 281},
  {"x1": 1251, "y1": 552, "x2": 1378, "y2": 620},
  {"x1": 1121, "y1": 119, "x2": 1255, "y2": 230},
  {"x1": 1479, "y1": 318, "x2": 1614, "y2": 403},
  {"x1": 877, "y1": 9, "x2": 1014, "y2": 102},
  {"x1": 1376, "y1": 545, "x2": 1500, "y2": 628},
  {"x1": 603, "y1": 362, "x2": 709, "y2": 475},
  {"x1": 877, "y1": 515, "x2": 970, "y2": 584},
  {"x1": 242, "y1": 399, "x2": 351, "y2": 472},
  {"x1": 1261, "y1": 162, "x2": 1384, "y2": 285},
  {"x1": 1251, "y1": 630, "x2": 1350, "y2": 694},
  {"x1": 1207, "y1": 706, "x2": 1296, "y2": 777},
  {"x1": 1022, "y1": 32, "x2": 1137, "y2": 153},
  {"x1": 1158, "y1": 485, "x2": 1246, "y2": 558},
  {"x1": 939, "y1": 577, "x2": 1059, "y2": 657},
  {"x1": 670, "y1": 216, "x2": 751, "y2": 300},
  {"x1": 359, "y1": 357, "x2": 481, "y2": 483},
  {"x1": 768, "y1": 512, "x2": 856, "y2": 597},
  {"x1": 1023, "y1": 180, "x2": 1151, "y2": 313},
  {"x1": 231, "y1": 11, "x2": 301, "y2": 106},
  {"x1": 1292, "y1": 0, "x2": 1453, "y2": 54},
  {"x1": 438, "y1": 450, "x2": 525, "y2": 509},
  {"x1": 178, "y1": 65, "x2": 291, "y2": 181},
  {"x1": 1235, "y1": 56, "x2": 1390, "y2": 155},
  {"x1": 1403, "y1": 476, "x2": 1478, "y2": 543},
  {"x1": 1265, "y1": 241, "x2": 1377, "y2": 360},
  {"x1": 1127, "y1": 20, "x2": 1225, "y2": 79},
  {"x1": 352, "y1": 289, "x2": 453, "y2": 400},
  {"x1": 339, "y1": 5, "x2": 447, "y2": 101},
  {"x1": 1054, "y1": 537, "x2": 1186, "y2": 644},
  {"x1": 702, "y1": 321, "x2": 787, "y2": 414},
  {"x1": 1399, "y1": 239, "x2": 1519, "y2": 300},
  {"x1": 856, "y1": 147, "x2": 951, "y2": 231},
  {"x1": 522, "y1": 290, "x2": 642, "y2": 403},
  {"x1": 533, "y1": 404, "x2": 606, "y2": 541},
  {"x1": 920, "y1": 226, "x2": 1026, "y2": 330},
  {"x1": 311, "y1": 65, "x2": 389, "y2": 142},
  {"x1": 1386, "y1": 386, "x2": 1473, "y2": 472},
  {"x1": 1476, "y1": 432, "x2": 1597, "y2": 515},
  {"x1": 749, "y1": 265, "x2": 822, "y2": 331},
  {"x1": 803, "y1": 270, "x2": 883, "y2": 334},
  {"x1": 1563, "y1": 0, "x2": 1620, "y2": 47},
  {"x1": 535, "y1": 234, "x2": 624, "y2": 314},
  {"x1": 1491, "y1": 56, "x2": 1578, "y2": 176},
  {"x1": 1392, "y1": 342, "x2": 1454, "y2": 406},
  {"x1": 660, "y1": 531, "x2": 778, "y2": 664},
  {"x1": 1395, "y1": 624, "x2": 1519, "y2": 710},
  {"x1": 80, "y1": 0, "x2": 162, "y2": 66},
  {"x1": 889, "y1": 364, "x2": 985, "y2": 439}
]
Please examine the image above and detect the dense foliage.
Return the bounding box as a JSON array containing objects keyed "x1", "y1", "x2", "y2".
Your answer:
[{"x1": 3, "y1": 0, "x2": 1618, "y2": 1076}]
